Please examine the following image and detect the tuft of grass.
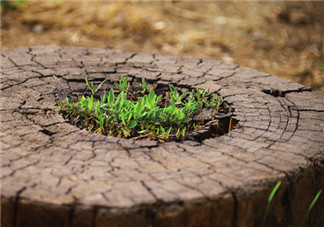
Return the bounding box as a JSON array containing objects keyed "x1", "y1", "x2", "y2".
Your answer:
[{"x1": 58, "y1": 76, "x2": 227, "y2": 141}]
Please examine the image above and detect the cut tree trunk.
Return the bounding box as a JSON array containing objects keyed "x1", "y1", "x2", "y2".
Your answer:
[{"x1": 1, "y1": 46, "x2": 323, "y2": 227}]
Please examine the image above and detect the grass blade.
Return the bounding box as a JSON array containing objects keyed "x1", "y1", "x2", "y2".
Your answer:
[
  {"x1": 94, "y1": 78, "x2": 107, "y2": 94},
  {"x1": 129, "y1": 121, "x2": 137, "y2": 129},
  {"x1": 300, "y1": 190, "x2": 322, "y2": 227},
  {"x1": 101, "y1": 90, "x2": 107, "y2": 103},
  {"x1": 87, "y1": 96, "x2": 94, "y2": 111},
  {"x1": 134, "y1": 99, "x2": 142, "y2": 117},
  {"x1": 142, "y1": 77, "x2": 146, "y2": 88},
  {"x1": 108, "y1": 88, "x2": 114, "y2": 106},
  {"x1": 262, "y1": 181, "x2": 281, "y2": 227},
  {"x1": 85, "y1": 76, "x2": 94, "y2": 94},
  {"x1": 149, "y1": 89, "x2": 156, "y2": 104}
]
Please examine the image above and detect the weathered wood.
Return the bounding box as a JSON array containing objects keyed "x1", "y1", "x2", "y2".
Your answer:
[{"x1": 1, "y1": 46, "x2": 323, "y2": 227}]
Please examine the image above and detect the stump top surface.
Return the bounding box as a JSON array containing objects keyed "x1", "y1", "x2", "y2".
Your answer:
[{"x1": 1, "y1": 46, "x2": 323, "y2": 226}]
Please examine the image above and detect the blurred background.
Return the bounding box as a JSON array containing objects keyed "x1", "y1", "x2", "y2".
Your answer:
[{"x1": 1, "y1": 0, "x2": 323, "y2": 91}]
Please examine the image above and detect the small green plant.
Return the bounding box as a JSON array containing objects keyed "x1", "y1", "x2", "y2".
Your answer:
[
  {"x1": 262, "y1": 181, "x2": 323, "y2": 227},
  {"x1": 58, "y1": 76, "x2": 228, "y2": 141},
  {"x1": 85, "y1": 76, "x2": 107, "y2": 95},
  {"x1": 114, "y1": 77, "x2": 130, "y2": 93}
]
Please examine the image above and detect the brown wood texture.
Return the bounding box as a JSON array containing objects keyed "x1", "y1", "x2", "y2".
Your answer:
[{"x1": 1, "y1": 46, "x2": 324, "y2": 227}]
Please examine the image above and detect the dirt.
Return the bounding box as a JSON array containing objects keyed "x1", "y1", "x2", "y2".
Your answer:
[{"x1": 1, "y1": 1, "x2": 323, "y2": 91}]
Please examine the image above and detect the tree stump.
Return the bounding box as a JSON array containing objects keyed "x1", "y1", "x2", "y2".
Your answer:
[{"x1": 1, "y1": 46, "x2": 323, "y2": 227}]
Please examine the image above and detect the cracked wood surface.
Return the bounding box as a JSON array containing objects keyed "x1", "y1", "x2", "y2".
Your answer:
[{"x1": 1, "y1": 46, "x2": 324, "y2": 227}]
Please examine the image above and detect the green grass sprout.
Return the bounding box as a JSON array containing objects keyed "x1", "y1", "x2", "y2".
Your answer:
[
  {"x1": 85, "y1": 76, "x2": 108, "y2": 95},
  {"x1": 58, "y1": 76, "x2": 229, "y2": 141},
  {"x1": 300, "y1": 190, "x2": 322, "y2": 227},
  {"x1": 262, "y1": 181, "x2": 282, "y2": 227},
  {"x1": 114, "y1": 76, "x2": 130, "y2": 93}
]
